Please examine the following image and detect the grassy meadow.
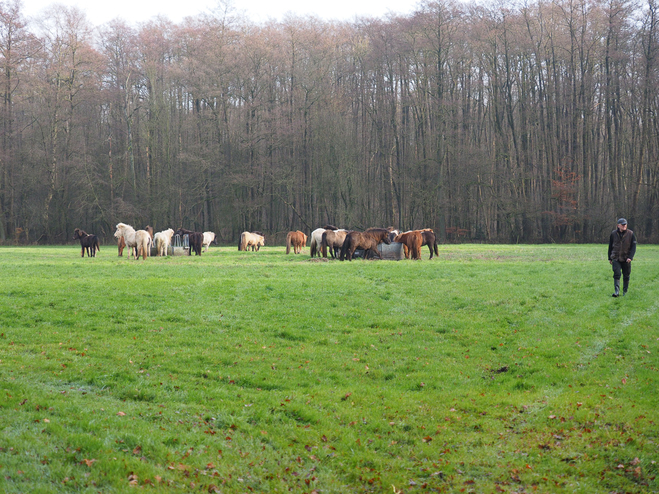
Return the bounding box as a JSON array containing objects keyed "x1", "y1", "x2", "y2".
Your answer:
[{"x1": 0, "y1": 243, "x2": 658, "y2": 493}]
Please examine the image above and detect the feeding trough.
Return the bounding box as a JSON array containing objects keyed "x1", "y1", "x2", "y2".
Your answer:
[
  {"x1": 170, "y1": 234, "x2": 190, "y2": 256},
  {"x1": 353, "y1": 242, "x2": 405, "y2": 260}
]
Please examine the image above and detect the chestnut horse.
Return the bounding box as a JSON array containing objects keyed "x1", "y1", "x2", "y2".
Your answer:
[
  {"x1": 286, "y1": 230, "x2": 307, "y2": 254},
  {"x1": 394, "y1": 230, "x2": 423, "y2": 260},
  {"x1": 176, "y1": 228, "x2": 203, "y2": 256},
  {"x1": 321, "y1": 229, "x2": 348, "y2": 258},
  {"x1": 73, "y1": 228, "x2": 100, "y2": 257},
  {"x1": 339, "y1": 228, "x2": 391, "y2": 261}
]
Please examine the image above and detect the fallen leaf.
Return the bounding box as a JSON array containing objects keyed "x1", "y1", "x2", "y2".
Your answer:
[{"x1": 117, "y1": 411, "x2": 126, "y2": 416}]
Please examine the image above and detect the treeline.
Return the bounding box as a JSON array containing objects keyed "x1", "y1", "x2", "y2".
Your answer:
[{"x1": 1, "y1": 0, "x2": 658, "y2": 245}]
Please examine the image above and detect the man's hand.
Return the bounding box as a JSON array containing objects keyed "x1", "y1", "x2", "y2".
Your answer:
[{"x1": 627, "y1": 258, "x2": 632, "y2": 263}]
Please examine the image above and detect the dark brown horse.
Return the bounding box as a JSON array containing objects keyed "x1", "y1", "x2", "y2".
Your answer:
[
  {"x1": 340, "y1": 228, "x2": 391, "y2": 261},
  {"x1": 321, "y1": 229, "x2": 348, "y2": 258},
  {"x1": 176, "y1": 228, "x2": 203, "y2": 256},
  {"x1": 394, "y1": 231, "x2": 423, "y2": 260},
  {"x1": 73, "y1": 228, "x2": 100, "y2": 257},
  {"x1": 286, "y1": 230, "x2": 307, "y2": 254},
  {"x1": 420, "y1": 229, "x2": 439, "y2": 259}
]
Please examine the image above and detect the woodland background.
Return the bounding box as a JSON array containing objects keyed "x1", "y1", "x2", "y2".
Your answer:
[{"x1": 0, "y1": 0, "x2": 658, "y2": 245}]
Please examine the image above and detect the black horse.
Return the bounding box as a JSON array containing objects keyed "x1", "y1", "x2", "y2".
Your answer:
[
  {"x1": 339, "y1": 228, "x2": 391, "y2": 261},
  {"x1": 175, "y1": 228, "x2": 203, "y2": 256},
  {"x1": 421, "y1": 229, "x2": 439, "y2": 259},
  {"x1": 73, "y1": 228, "x2": 101, "y2": 257}
]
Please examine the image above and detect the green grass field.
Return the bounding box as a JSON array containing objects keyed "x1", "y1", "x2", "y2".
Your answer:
[{"x1": 1, "y1": 244, "x2": 658, "y2": 493}]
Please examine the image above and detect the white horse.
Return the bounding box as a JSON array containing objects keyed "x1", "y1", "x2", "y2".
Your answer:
[
  {"x1": 238, "y1": 231, "x2": 265, "y2": 251},
  {"x1": 310, "y1": 228, "x2": 326, "y2": 257},
  {"x1": 114, "y1": 223, "x2": 151, "y2": 260},
  {"x1": 310, "y1": 225, "x2": 340, "y2": 257},
  {"x1": 154, "y1": 228, "x2": 174, "y2": 257},
  {"x1": 202, "y1": 231, "x2": 216, "y2": 252}
]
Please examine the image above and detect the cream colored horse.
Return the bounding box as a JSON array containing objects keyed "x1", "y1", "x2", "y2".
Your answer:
[
  {"x1": 114, "y1": 223, "x2": 151, "y2": 260},
  {"x1": 202, "y1": 231, "x2": 216, "y2": 252},
  {"x1": 154, "y1": 228, "x2": 175, "y2": 257},
  {"x1": 239, "y1": 231, "x2": 265, "y2": 251}
]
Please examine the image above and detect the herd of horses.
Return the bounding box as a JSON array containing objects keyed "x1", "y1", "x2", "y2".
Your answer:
[
  {"x1": 78, "y1": 223, "x2": 217, "y2": 260},
  {"x1": 74, "y1": 223, "x2": 439, "y2": 261}
]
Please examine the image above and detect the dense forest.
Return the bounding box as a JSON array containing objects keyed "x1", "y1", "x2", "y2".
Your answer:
[{"x1": 0, "y1": 0, "x2": 658, "y2": 245}]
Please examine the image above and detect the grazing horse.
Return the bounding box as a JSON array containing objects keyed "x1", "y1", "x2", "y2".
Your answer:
[
  {"x1": 340, "y1": 228, "x2": 392, "y2": 261},
  {"x1": 73, "y1": 228, "x2": 100, "y2": 257},
  {"x1": 114, "y1": 223, "x2": 151, "y2": 260},
  {"x1": 202, "y1": 232, "x2": 217, "y2": 252},
  {"x1": 176, "y1": 228, "x2": 203, "y2": 256},
  {"x1": 394, "y1": 230, "x2": 423, "y2": 260},
  {"x1": 321, "y1": 229, "x2": 348, "y2": 258},
  {"x1": 286, "y1": 230, "x2": 307, "y2": 254},
  {"x1": 420, "y1": 229, "x2": 439, "y2": 259},
  {"x1": 117, "y1": 236, "x2": 128, "y2": 257},
  {"x1": 239, "y1": 231, "x2": 265, "y2": 251},
  {"x1": 144, "y1": 226, "x2": 154, "y2": 256},
  {"x1": 309, "y1": 225, "x2": 338, "y2": 257},
  {"x1": 154, "y1": 228, "x2": 175, "y2": 257}
]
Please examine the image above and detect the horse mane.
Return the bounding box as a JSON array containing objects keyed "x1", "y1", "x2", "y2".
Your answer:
[{"x1": 322, "y1": 224, "x2": 338, "y2": 231}]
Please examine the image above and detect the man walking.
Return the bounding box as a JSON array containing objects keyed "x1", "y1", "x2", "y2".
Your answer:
[{"x1": 608, "y1": 218, "x2": 637, "y2": 297}]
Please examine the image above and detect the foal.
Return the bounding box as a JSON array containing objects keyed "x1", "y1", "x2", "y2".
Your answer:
[{"x1": 73, "y1": 228, "x2": 101, "y2": 257}]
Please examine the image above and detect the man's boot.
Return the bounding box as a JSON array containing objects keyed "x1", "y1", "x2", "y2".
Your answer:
[
  {"x1": 623, "y1": 278, "x2": 629, "y2": 296},
  {"x1": 612, "y1": 279, "x2": 620, "y2": 297}
]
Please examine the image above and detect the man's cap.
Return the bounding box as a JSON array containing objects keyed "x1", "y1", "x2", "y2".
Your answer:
[{"x1": 617, "y1": 218, "x2": 627, "y2": 225}]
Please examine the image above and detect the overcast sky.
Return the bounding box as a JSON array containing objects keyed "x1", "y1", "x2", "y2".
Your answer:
[{"x1": 20, "y1": 0, "x2": 419, "y2": 26}]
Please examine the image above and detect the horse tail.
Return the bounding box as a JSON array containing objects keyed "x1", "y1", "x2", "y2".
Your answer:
[
  {"x1": 339, "y1": 236, "x2": 349, "y2": 261},
  {"x1": 310, "y1": 237, "x2": 317, "y2": 257},
  {"x1": 320, "y1": 234, "x2": 327, "y2": 258},
  {"x1": 433, "y1": 240, "x2": 439, "y2": 257},
  {"x1": 239, "y1": 232, "x2": 245, "y2": 251},
  {"x1": 286, "y1": 232, "x2": 292, "y2": 254}
]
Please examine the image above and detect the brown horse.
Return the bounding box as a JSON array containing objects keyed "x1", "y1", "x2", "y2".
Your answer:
[
  {"x1": 176, "y1": 228, "x2": 203, "y2": 256},
  {"x1": 420, "y1": 229, "x2": 439, "y2": 259},
  {"x1": 394, "y1": 231, "x2": 423, "y2": 260},
  {"x1": 73, "y1": 228, "x2": 100, "y2": 257},
  {"x1": 321, "y1": 229, "x2": 348, "y2": 258},
  {"x1": 286, "y1": 230, "x2": 307, "y2": 254},
  {"x1": 340, "y1": 228, "x2": 391, "y2": 261}
]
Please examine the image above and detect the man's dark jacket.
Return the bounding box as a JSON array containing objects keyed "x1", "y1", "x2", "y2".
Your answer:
[{"x1": 608, "y1": 228, "x2": 637, "y2": 262}]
